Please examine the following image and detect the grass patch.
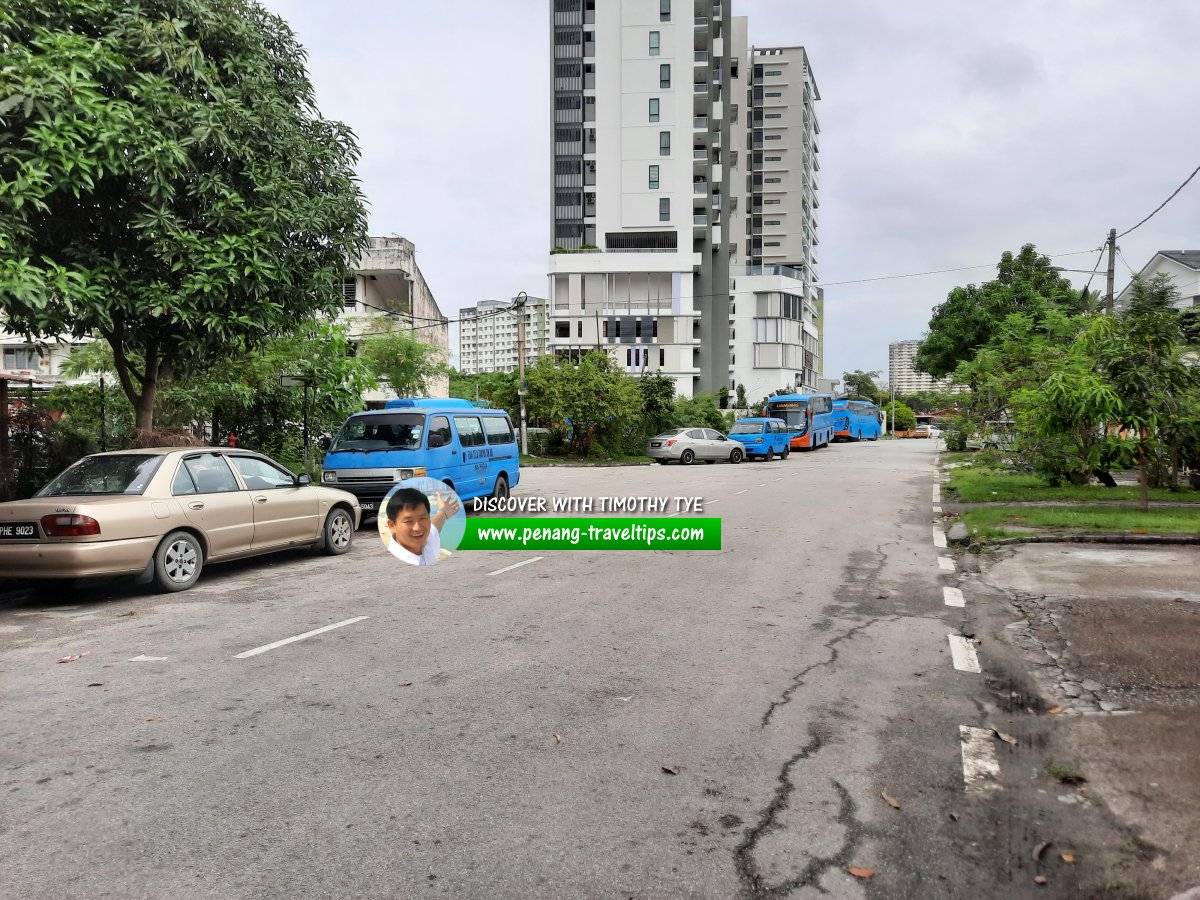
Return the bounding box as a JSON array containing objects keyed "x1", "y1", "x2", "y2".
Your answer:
[
  {"x1": 1045, "y1": 760, "x2": 1088, "y2": 785},
  {"x1": 961, "y1": 505, "x2": 1200, "y2": 538},
  {"x1": 520, "y1": 453, "x2": 649, "y2": 466},
  {"x1": 948, "y1": 470, "x2": 1200, "y2": 504}
]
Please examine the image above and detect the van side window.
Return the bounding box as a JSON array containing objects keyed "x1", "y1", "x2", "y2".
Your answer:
[
  {"x1": 483, "y1": 416, "x2": 515, "y2": 445},
  {"x1": 428, "y1": 416, "x2": 451, "y2": 448},
  {"x1": 454, "y1": 416, "x2": 486, "y2": 448}
]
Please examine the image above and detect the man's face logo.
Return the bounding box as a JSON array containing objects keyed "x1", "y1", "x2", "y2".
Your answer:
[{"x1": 389, "y1": 506, "x2": 431, "y2": 555}]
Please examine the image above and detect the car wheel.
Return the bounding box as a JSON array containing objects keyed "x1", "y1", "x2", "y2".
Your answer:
[
  {"x1": 322, "y1": 508, "x2": 354, "y2": 556},
  {"x1": 765, "y1": 447, "x2": 774, "y2": 461},
  {"x1": 680, "y1": 449, "x2": 695, "y2": 465},
  {"x1": 153, "y1": 530, "x2": 203, "y2": 592},
  {"x1": 781, "y1": 445, "x2": 790, "y2": 459},
  {"x1": 492, "y1": 474, "x2": 510, "y2": 501},
  {"x1": 729, "y1": 448, "x2": 743, "y2": 464}
]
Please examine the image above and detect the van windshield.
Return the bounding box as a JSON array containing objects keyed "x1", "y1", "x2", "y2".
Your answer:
[
  {"x1": 329, "y1": 414, "x2": 426, "y2": 452},
  {"x1": 729, "y1": 422, "x2": 765, "y2": 435}
]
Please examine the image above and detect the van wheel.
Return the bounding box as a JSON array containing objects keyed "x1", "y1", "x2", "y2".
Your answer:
[
  {"x1": 780, "y1": 445, "x2": 790, "y2": 460},
  {"x1": 729, "y1": 448, "x2": 743, "y2": 464},
  {"x1": 492, "y1": 474, "x2": 510, "y2": 501},
  {"x1": 765, "y1": 447, "x2": 774, "y2": 461},
  {"x1": 680, "y1": 449, "x2": 695, "y2": 465},
  {"x1": 321, "y1": 508, "x2": 354, "y2": 555},
  {"x1": 153, "y1": 531, "x2": 203, "y2": 592}
]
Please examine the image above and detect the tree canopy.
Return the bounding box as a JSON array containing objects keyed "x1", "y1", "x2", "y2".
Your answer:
[
  {"x1": 915, "y1": 245, "x2": 1093, "y2": 378},
  {"x1": 842, "y1": 369, "x2": 882, "y2": 402},
  {"x1": 0, "y1": 0, "x2": 369, "y2": 428}
]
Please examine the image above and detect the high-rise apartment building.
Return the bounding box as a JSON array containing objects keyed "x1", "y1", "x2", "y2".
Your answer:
[
  {"x1": 548, "y1": 1, "x2": 822, "y2": 402},
  {"x1": 458, "y1": 297, "x2": 550, "y2": 375},
  {"x1": 888, "y1": 340, "x2": 962, "y2": 395}
]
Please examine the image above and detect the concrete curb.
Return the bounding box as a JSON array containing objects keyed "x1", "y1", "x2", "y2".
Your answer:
[{"x1": 975, "y1": 533, "x2": 1200, "y2": 548}]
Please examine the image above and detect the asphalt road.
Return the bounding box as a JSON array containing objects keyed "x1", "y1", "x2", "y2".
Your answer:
[{"x1": 1, "y1": 440, "x2": 1024, "y2": 898}]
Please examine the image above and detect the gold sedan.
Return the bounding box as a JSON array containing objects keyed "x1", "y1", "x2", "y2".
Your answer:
[{"x1": 0, "y1": 448, "x2": 361, "y2": 592}]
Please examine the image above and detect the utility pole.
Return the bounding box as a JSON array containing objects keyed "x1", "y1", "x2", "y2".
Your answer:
[
  {"x1": 514, "y1": 292, "x2": 528, "y2": 456},
  {"x1": 1104, "y1": 227, "x2": 1117, "y2": 315}
]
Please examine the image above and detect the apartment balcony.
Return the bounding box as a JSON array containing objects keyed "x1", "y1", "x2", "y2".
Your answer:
[
  {"x1": 693, "y1": 81, "x2": 709, "y2": 95},
  {"x1": 693, "y1": 148, "x2": 708, "y2": 161},
  {"x1": 692, "y1": 116, "x2": 708, "y2": 131},
  {"x1": 693, "y1": 50, "x2": 709, "y2": 67},
  {"x1": 694, "y1": 16, "x2": 708, "y2": 28},
  {"x1": 693, "y1": 214, "x2": 709, "y2": 230},
  {"x1": 693, "y1": 181, "x2": 708, "y2": 194}
]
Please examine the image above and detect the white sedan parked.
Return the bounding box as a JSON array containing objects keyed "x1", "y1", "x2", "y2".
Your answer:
[{"x1": 646, "y1": 428, "x2": 745, "y2": 465}]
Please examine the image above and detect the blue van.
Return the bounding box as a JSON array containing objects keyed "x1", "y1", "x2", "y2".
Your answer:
[
  {"x1": 320, "y1": 398, "x2": 520, "y2": 516},
  {"x1": 727, "y1": 417, "x2": 792, "y2": 461}
]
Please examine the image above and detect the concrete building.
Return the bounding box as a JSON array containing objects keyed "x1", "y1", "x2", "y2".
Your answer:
[
  {"x1": 888, "y1": 340, "x2": 961, "y2": 395},
  {"x1": 0, "y1": 330, "x2": 89, "y2": 385},
  {"x1": 547, "y1": 2, "x2": 822, "y2": 400},
  {"x1": 337, "y1": 236, "x2": 450, "y2": 400},
  {"x1": 458, "y1": 297, "x2": 550, "y2": 374},
  {"x1": 1114, "y1": 251, "x2": 1200, "y2": 312}
]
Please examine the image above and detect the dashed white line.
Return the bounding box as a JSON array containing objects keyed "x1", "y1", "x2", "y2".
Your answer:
[
  {"x1": 235, "y1": 616, "x2": 369, "y2": 659},
  {"x1": 932, "y1": 505, "x2": 942, "y2": 513},
  {"x1": 938, "y1": 556, "x2": 956, "y2": 572},
  {"x1": 706, "y1": 499, "x2": 721, "y2": 504},
  {"x1": 485, "y1": 557, "x2": 545, "y2": 577},
  {"x1": 932, "y1": 486, "x2": 941, "y2": 503},
  {"x1": 948, "y1": 634, "x2": 981, "y2": 672},
  {"x1": 943, "y1": 586, "x2": 965, "y2": 607},
  {"x1": 757, "y1": 483, "x2": 768, "y2": 487},
  {"x1": 736, "y1": 490, "x2": 750, "y2": 495},
  {"x1": 933, "y1": 527, "x2": 947, "y2": 548},
  {"x1": 959, "y1": 725, "x2": 1002, "y2": 793}
]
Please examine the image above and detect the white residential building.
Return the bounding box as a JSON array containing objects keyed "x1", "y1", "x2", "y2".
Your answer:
[
  {"x1": 548, "y1": 1, "x2": 822, "y2": 399},
  {"x1": 888, "y1": 340, "x2": 961, "y2": 395},
  {"x1": 1114, "y1": 250, "x2": 1200, "y2": 312},
  {"x1": 458, "y1": 297, "x2": 550, "y2": 374}
]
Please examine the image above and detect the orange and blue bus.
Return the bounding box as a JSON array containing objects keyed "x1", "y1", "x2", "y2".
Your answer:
[
  {"x1": 833, "y1": 399, "x2": 882, "y2": 441},
  {"x1": 765, "y1": 393, "x2": 835, "y2": 450}
]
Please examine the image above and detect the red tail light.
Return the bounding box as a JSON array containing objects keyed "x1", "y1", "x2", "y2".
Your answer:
[
  {"x1": 40, "y1": 514, "x2": 101, "y2": 537},
  {"x1": 666, "y1": 439, "x2": 678, "y2": 447}
]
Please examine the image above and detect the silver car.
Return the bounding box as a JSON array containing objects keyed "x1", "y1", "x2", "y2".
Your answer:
[{"x1": 646, "y1": 427, "x2": 745, "y2": 465}]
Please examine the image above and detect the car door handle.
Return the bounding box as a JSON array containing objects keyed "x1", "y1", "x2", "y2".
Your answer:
[
  {"x1": 188, "y1": 501, "x2": 205, "y2": 510},
  {"x1": 254, "y1": 496, "x2": 269, "y2": 504},
  {"x1": 451, "y1": 450, "x2": 458, "y2": 455}
]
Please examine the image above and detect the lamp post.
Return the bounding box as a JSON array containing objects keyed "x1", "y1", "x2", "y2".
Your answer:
[
  {"x1": 889, "y1": 379, "x2": 896, "y2": 436},
  {"x1": 512, "y1": 292, "x2": 529, "y2": 456}
]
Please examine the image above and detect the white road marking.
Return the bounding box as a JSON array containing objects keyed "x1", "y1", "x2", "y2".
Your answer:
[
  {"x1": 932, "y1": 505, "x2": 942, "y2": 513},
  {"x1": 773, "y1": 477, "x2": 783, "y2": 482},
  {"x1": 791, "y1": 472, "x2": 800, "y2": 476},
  {"x1": 485, "y1": 557, "x2": 545, "y2": 576},
  {"x1": 938, "y1": 556, "x2": 956, "y2": 572},
  {"x1": 959, "y1": 725, "x2": 1002, "y2": 793},
  {"x1": 667, "y1": 513, "x2": 680, "y2": 517},
  {"x1": 932, "y1": 486, "x2": 941, "y2": 503},
  {"x1": 128, "y1": 655, "x2": 168, "y2": 662},
  {"x1": 943, "y1": 586, "x2": 965, "y2": 607},
  {"x1": 736, "y1": 490, "x2": 750, "y2": 495},
  {"x1": 235, "y1": 616, "x2": 370, "y2": 659},
  {"x1": 933, "y1": 527, "x2": 947, "y2": 548},
  {"x1": 948, "y1": 634, "x2": 981, "y2": 672},
  {"x1": 706, "y1": 499, "x2": 720, "y2": 504},
  {"x1": 757, "y1": 483, "x2": 768, "y2": 487}
]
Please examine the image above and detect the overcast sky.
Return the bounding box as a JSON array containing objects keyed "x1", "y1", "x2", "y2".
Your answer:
[{"x1": 262, "y1": 0, "x2": 1200, "y2": 385}]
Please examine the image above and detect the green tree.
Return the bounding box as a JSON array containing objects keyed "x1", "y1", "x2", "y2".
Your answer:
[
  {"x1": 673, "y1": 393, "x2": 726, "y2": 431},
  {"x1": 637, "y1": 372, "x2": 678, "y2": 435},
  {"x1": 881, "y1": 401, "x2": 916, "y2": 433},
  {"x1": 735, "y1": 383, "x2": 748, "y2": 409},
  {"x1": 359, "y1": 320, "x2": 448, "y2": 399},
  {"x1": 0, "y1": 0, "x2": 369, "y2": 430},
  {"x1": 842, "y1": 369, "x2": 882, "y2": 402},
  {"x1": 915, "y1": 245, "x2": 1093, "y2": 378},
  {"x1": 525, "y1": 353, "x2": 641, "y2": 456},
  {"x1": 449, "y1": 369, "x2": 519, "y2": 421}
]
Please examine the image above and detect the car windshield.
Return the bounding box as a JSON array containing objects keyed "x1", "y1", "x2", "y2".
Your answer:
[
  {"x1": 329, "y1": 414, "x2": 425, "y2": 452},
  {"x1": 35, "y1": 454, "x2": 163, "y2": 497},
  {"x1": 729, "y1": 422, "x2": 764, "y2": 435}
]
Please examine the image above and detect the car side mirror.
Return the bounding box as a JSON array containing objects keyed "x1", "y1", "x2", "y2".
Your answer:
[
  {"x1": 429, "y1": 434, "x2": 446, "y2": 449},
  {"x1": 318, "y1": 436, "x2": 331, "y2": 451},
  {"x1": 297, "y1": 473, "x2": 311, "y2": 486}
]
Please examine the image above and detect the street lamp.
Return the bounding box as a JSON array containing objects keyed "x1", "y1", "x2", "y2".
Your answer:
[{"x1": 512, "y1": 292, "x2": 529, "y2": 456}]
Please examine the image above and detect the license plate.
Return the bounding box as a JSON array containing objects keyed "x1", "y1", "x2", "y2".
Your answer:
[
  {"x1": 0, "y1": 522, "x2": 37, "y2": 539},
  {"x1": 360, "y1": 502, "x2": 377, "y2": 511},
  {"x1": 650, "y1": 442, "x2": 661, "y2": 448}
]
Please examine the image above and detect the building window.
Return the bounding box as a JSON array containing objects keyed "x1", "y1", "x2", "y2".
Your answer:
[
  {"x1": 659, "y1": 198, "x2": 670, "y2": 221},
  {"x1": 765, "y1": 241, "x2": 780, "y2": 247},
  {"x1": 766, "y1": 113, "x2": 782, "y2": 119},
  {"x1": 765, "y1": 220, "x2": 781, "y2": 226},
  {"x1": 648, "y1": 98, "x2": 660, "y2": 123},
  {"x1": 659, "y1": 348, "x2": 665, "y2": 366},
  {"x1": 659, "y1": 131, "x2": 670, "y2": 156},
  {"x1": 765, "y1": 177, "x2": 782, "y2": 183},
  {"x1": 660, "y1": 64, "x2": 671, "y2": 88},
  {"x1": 660, "y1": 0, "x2": 670, "y2": 21},
  {"x1": 602, "y1": 320, "x2": 609, "y2": 337},
  {"x1": 577, "y1": 320, "x2": 582, "y2": 337},
  {"x1": 653, "y1": 319, "x2": 659, "y2": 337},
  {"x1": 766, "y1": 134, "x2": 782, "y2": 140},
  {"x1": 766, "y1": 155, "x2": 782, "y2": 161},
  {"x1": 555, "y1": 321, "x2": 569, "y2": 338},
  {"x1": 615, "y1": 319, "x2": 622, "y2": 338},
  {"x1": 766, "y1": 70, "x2": 782, "y2": 76},
  {"x1": 648, "y1": 164, "x2": 659, "y2": 189},
  {"x1": 3, "y1": 347, "x2": 38, "y2": 370},
  {"x1": 766, "y1": 91, "x2": 782, "y2": 97},
  {"x1": 635, "y1": 319, "x2": 643, "y2": 338},
  {"x1": 341, "y1": 280, "x2": 356, "y2": 309},
  {"x1": 649, "y1": 31, "x2": 660, "y2": 56}
]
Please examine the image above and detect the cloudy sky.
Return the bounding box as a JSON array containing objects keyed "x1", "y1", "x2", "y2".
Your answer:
[{"x1": 262, "y1": 0, "x2": 1200, "y2": 385}]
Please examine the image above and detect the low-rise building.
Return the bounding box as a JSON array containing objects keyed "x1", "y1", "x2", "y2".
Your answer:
[{"x1": 1114, "y1": 251, "x2": 1200, "y2": 311}]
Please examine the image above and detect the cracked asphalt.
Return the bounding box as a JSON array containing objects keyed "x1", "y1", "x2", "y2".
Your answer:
[{"x1": 1, "y1": 440, "x2": 1037, "y2": 898}]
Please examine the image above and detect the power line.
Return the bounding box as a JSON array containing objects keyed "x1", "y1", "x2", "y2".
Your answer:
[{"x1": 1117, "y1": 162, "x2": 1200, "y2": 238}]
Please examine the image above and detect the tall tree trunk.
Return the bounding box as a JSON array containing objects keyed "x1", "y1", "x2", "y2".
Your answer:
[
  {"x1": 1137, "y1": 443, "x2": 1149, "y2": 512},
  {"x1": 134, "y1": 388, "x2": 156, "y2": 431}
]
